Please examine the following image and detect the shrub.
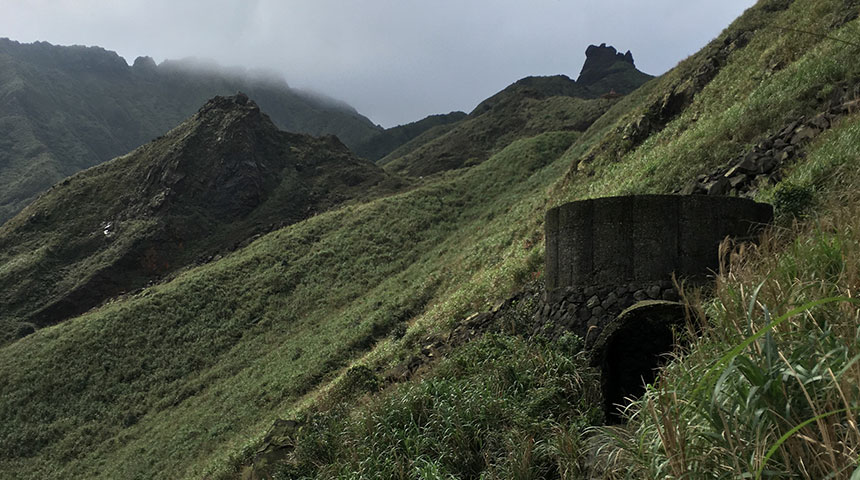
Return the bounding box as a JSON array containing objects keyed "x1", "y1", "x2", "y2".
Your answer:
[{"x1": 773, "y1": 181, "x2": 815, "y2": 219}]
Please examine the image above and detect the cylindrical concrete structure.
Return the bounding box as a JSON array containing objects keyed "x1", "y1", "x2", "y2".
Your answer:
[{"x1": 545, "y1": 195, "x2": 772, "y2": 302}]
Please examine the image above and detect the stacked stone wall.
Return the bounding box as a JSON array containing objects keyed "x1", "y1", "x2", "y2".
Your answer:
[
  {"x1": 535, "y1": 280, "x2": 678, "y2": 345},
  {"x1": 542, "y1": 195, "x2": 772, "y2": 342}
]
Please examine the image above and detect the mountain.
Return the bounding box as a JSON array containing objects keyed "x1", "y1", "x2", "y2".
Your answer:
[
  {"x1": 380, "y1": 44, "x2": 653, "y2": 177},
  {"x1": 0, "y1": 93, "x2": 397, "y2": 341},
  {"x1": 350, "y1": 111, "x2": 468, "y2": 162},
  {"x1": 576, "y1": 42, "x2": 652, "y2": 93},
  {"x1": 3, "y1": 0, "x2": 860, "y2": 478},
  {"x1": 0, "y1": 38, "x2": 382, "y2": 224}
]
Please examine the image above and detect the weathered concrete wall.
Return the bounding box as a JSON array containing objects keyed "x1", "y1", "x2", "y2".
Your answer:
[
  {"x1": 535, "y1": 279, "x2": 679, "y2": 344},
  {"x1": 545, "y1": 195, "x2": 773, "y2": 303}
]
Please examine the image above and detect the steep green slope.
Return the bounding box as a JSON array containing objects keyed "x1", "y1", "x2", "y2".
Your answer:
[
  {"x1": 0, "y1": 94, "x2": 396, "y2": 341},
  {"x1": 0, "y1": 129, "x2": 578, "y2": 479},
  {"x1": 351, "y1": 111, "x2": 468, "y2": 162},
  {"x1": 380, "y1": 45, "x2": 653, "y2": 178},
  {"x1": 3, "y1": 0, "x2": 860, "y2": 478},
  {"x1": 0, "y1": 39, "x2": 382, "y2": 224},
  {"x1": 259, "y1": 0, "x2": 860, "y2": 477},
  {"x1": 381, "y1": 91, "x2": 617, "y2": 178}
]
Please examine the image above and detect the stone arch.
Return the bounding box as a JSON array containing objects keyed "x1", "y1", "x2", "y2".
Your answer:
[{"x1": 590, "y1": 300, "x2": 688, "y2": 423}]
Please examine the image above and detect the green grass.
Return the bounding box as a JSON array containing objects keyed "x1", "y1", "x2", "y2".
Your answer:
[
  {"x1": 0, "y1": 130, "x2": 579, "y2": 479},
  {"x1": 353, "y1": 111, "x2": 468, "y2": 162},
  {"x1": 3, "y1": 1, "x2": 860, "y2": 478},
  {"x1": 0, "y1": 98, "x2": 394, "y2": 341},
  {"x1": 381, "y1": 86, "x2": 625, "y2": 177},
  {"x1": 553, "y1": 0, "x2": 860, "y2": 203},
  {"x1": 592, "y1": 116, "x2": 860, "y2": 478},
  {"x1": 271, "y1": 333, "x2": 601, "y2": 479}
]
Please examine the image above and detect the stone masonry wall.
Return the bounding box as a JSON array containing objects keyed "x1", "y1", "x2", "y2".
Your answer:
[
  {"x1": 542, "y1": 195, "x2": 773, "y2": 343},
  {"x1": 545, "y1": 195, "x2": 773, "y2": 303},
  {"x1": 535, "y1": 280, "x2": 678, "y2": 346}
]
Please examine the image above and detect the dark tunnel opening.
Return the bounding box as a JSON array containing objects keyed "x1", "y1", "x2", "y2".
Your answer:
[{"x1": 594, "y1": 301, "x2": 687, "y2": 424}]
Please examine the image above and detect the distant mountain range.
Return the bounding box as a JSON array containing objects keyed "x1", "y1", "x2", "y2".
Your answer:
[
  {"x1": 0, "y1": 38, "x2": 383, "y2": 223},
  {"x1": 381, "y1": 44, "x2": 653, "y2": 177},
  {"x1": 0, "y1": 41, "x2": 655, "y2": 341}
]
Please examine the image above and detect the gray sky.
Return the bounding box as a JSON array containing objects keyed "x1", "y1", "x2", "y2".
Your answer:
[{"x1": 2, "y1": 0, "x2": 757, "y2": 127}]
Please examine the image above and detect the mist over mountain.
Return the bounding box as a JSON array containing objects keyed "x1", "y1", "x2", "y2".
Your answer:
[{"x1": 0, "y1": 38, "x2": 381, "y2": 224}]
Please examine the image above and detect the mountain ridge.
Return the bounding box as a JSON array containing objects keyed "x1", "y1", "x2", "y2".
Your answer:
[
  {"x1": 0, "y1": 93, "x2": 398, "y2": 339},
  {"x1": 381, "y1": 46, "x2": 653, "y2": 177},
  {"x1": 0, "y1": 38, "x2": 382, "y2": 224},
  {"x1": 3, "y1": 0, "x2": 860, "y2": 477}
]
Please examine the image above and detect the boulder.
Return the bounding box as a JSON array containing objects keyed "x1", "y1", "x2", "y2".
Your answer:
[
  {"x1": 790, "y1": 125, "x2": 821, "y2": 145},
  {"x1": 705, "y1": 177, "x2": 730, "y2": 195}
]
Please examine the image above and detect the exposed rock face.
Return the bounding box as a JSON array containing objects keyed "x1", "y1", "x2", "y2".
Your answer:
[
  {"x1": 619, "y1": 30, "x2": 752, "y2": 149},
  {"x1": 142, "y1": 94, "x2": 272, "y2": 219},
  {"x1": 577, "y1": 43, "x2": 636, "y2": 86},
  {"x1": 679, "y1": 81, "x2": 860, "y2": 198},
  {"x1": 0, "y1": 94, "x2": 395, "y2": 337},
  {"x1": 0, "y1": 38, "x2": 383, "y2": 225}
]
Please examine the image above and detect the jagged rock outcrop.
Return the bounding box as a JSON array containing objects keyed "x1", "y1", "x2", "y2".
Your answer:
[
  {"x1": 0, "y1": 38, "x2": 382, "y2": 224},
  {"x1": 382, "y1": 45, "x2": 653, "y2": 177},
  {"x1": 577, "y1": 43, "x2": 636, "y2": 86},
  {"x1": 0, "y1": 94, "x2": 398, "y2": 340}
]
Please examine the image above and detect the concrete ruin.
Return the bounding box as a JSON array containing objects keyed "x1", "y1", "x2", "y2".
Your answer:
[
  {"x1": 542, "y1": 194, "x2": 773, "y2": 420},
  {"x1": 545, "y1": 194, "x2": 773, "y2": 302}
]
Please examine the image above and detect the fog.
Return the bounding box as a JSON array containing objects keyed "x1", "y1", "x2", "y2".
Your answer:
[{"x1": 2, "y1": 0, "x2": 757, "y2": 127}]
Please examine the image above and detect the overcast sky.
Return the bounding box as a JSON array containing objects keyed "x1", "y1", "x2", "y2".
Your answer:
[{"x1": 2, "y1": 0, "x2": 757, "y2": 127}]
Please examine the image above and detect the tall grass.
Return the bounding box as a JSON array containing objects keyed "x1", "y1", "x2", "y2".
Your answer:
[
  {"x1": 271, "y1": 333, "x2": 602, "y2": 479},
  {"x1": 592, "y1": 122, "x2": 860, "y2": 479}
]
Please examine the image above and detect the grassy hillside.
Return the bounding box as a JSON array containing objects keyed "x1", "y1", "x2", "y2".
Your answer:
[
  {"x1": 380, "y1": 50, "x2": 653, "y2": 178},
  {"x1": 0, "y1": 128, "x2": 578, "y2": 479},
  {"x1": 2, "y1": 0, "x2": 860, "y2": 478},
  {"x1": 351, "y1": 111, "x2": 468, "y2": 162},
  {"x1": 381, "y1": 93, "x2": 620, "y2": 178},
  {"x1": 0, "y1": 94, "x2": 397, "y2": 342},
  {"x1": 0, "y1": 39, "x2": 382, "y2": 224}
]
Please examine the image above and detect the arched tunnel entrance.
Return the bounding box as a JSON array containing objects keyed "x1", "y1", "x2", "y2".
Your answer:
[{"x1": 590, "y1": 300, "x2": 688, "y2": 423}]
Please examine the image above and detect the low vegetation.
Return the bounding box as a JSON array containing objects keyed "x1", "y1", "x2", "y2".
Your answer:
[
  {"x1": 275, "y1": 332, "x2": 601, "y2": 479},
  {"x1": 1, "y1": 0, "x2": 859, "y2": 478},
  {"x1": 595, "y1": 117, "x2": 860, "y2": 479}
]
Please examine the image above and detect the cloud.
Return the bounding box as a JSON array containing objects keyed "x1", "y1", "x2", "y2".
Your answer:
[{"x1": 0, "y1": 0, "x2": 756, "y2": 127}]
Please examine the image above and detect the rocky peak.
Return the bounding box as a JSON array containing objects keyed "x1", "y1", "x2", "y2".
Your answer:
[
  {"x1": 142, "y1": 93, "x2": 277, "y2": 218},
  {"x1": 132, "y1": 55, "x2": 157, "y2": 70},
  {"x1": 196, "y1": 92, "x2": 261, "y2": 120},
  {"x1": 577, "y1": 43, "x2": 637, "y2": 86}
]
